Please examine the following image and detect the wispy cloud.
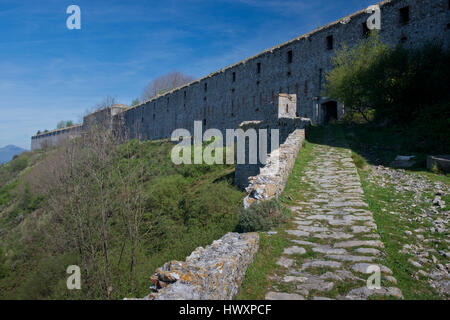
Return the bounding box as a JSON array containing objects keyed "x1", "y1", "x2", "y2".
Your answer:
[{"x1": 0, "y1": 0, "x2": 374, "y2": 148}]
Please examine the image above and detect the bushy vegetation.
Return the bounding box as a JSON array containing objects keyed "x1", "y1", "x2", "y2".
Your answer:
[
  {"x1": 56, "y1": 120, "x2": 74, "y2": 129},
  {"x1": 0, "y1": 131, "x2": 244, "y2": 299},
  {"x1": 325, "y1": 34, "x2": 450, "y2": 155},
  {"x1": 237, "y1": 199, "x2": 291, "y2": 233}
]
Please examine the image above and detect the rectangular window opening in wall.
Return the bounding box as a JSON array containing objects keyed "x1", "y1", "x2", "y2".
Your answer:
[
  {"x1": 326, "y1": 35, "x2": 333, "y2": 50},
  {"x1": 256, "y1": 80, "x2": 260, "y2": 86},
  {"x1": 232, "y1": 72, "x2": 236, "y2": 82},
  {"x1": 204, "y1": 83, "x2": 207, "y2": 92},
  {"x1": 287, "y1": 50, "x2": 293, "y2": 63},
  {"x1": 400, "y1": 6, "x2": 410, "y2": 25},
  {"x1": 362, "y1": 22, "x2": 370, "y2": 38},
  {"x1": 257, "y1": 62, "x2": 261, "y2": 73},
  {"x1": 287, "y1": 71, "x2": 291, "y2": 77},
  {"x1": 184, "y1": 91, "x2": 186, "y2": 98}
]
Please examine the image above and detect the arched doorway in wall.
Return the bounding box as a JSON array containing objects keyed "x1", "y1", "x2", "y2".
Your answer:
[{"x1": 321, "y1": 101, "x2": 338, "y2": 124}]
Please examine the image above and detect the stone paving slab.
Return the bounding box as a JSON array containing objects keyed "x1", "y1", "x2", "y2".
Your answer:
[{"x1": 265, "y1": 134, "x2": 403, "y2": 300}]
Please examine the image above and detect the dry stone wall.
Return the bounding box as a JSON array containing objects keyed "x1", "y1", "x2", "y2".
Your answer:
[
  {"x1": 234, "y1": 117, "x2": 310, "y2": 189},
  {"x1": 140, "y1": 232, "x2": 259, "y2": 300},
  {"x1": 243, "y1": 129, "x2": 306, "y2": 208}
]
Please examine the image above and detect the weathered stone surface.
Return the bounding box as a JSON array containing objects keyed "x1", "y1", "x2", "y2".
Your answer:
[
  {"x1": 326, "y1": 254, "x2": 375, "y2": 262},
  {"x1": 265, "y1": 292, "x2": 305, "y2": 300},
  {"x1": 427, "y1": 155, "x2": 450, "y2": 173},
  {"x1": 282, "y1": 276, "x2": 308, "y2": 283},
  {"x1": 264, "y1": 132, "x2": 404, "y2": 300},
  {"x1": 312, "y1": 246, "x2": 347, "y2": 255},
  {"x1": 277, "y1": 257, "x2": 296, "y2": 268},
  {"x1": 301, "y1": 260, "x2": 342, "y2": 269},
  {"x1": 243, "y1": 129, "x2": 307, "y2": 207},
  {"x1": 344, "y1": 287, "x2": 403, "y2": 300},
  {"x1": 283, "y1": 246, "x2": 307, "y2": 255},
  {"x1": 286, "y1": 229, "x2": 310, "y2": 237},
  {"x1": 354, "y1": 248, "x2": 381, "y2": 255},
  {"x1": 334, "y1": 240, "x2": 384, "y2": 248},
  {"x1": 351, "y1": 263, "x2": 393, "y2": 275},
  {"x1": 144, "y1": 232, "x2": 259, "y2": 300}
]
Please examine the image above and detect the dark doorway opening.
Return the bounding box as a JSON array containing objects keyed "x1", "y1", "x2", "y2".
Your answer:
[{"x1": 322, "y1": 101, "x2": 338, "y2": 124}]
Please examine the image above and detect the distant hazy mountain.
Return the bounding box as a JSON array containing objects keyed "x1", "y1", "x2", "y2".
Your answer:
[{"x1": 0, "y1": 145, "x2": 27, "y2": 164}]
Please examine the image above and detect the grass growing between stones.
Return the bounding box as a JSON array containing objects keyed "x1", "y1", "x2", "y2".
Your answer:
[
  {"x1": 358, "y1": 170, "x2": 446, "y2": 299},
  {"x1": 236, "y1": 129, "x2": 318, "y2": 300},
  {"x1": 327, "y1": 124, "x2": 449, "y2": 299},
  {"x1": 235, "y1": 231, "x2": 290, "y2": 300}
]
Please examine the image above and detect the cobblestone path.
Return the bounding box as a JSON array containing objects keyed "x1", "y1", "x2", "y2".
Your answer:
[{"x1": 265, "y1": 134, "x2": 403, "y2": 300}]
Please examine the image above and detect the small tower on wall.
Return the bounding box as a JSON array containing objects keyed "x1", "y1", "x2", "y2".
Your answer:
[{"x1": 277, "y1": 93, "x2": 297, "y2": 119}]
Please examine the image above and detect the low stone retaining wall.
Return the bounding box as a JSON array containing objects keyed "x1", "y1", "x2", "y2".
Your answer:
[
  {"x1": 243, "y1": 129, "x2": 305, "y2": 208},
  {"x1": 427, "y1": 155, "x2": 450, "y2": 173},
  {"x1": 141, "y1": 232, "x2": 259, "y2": 300}
]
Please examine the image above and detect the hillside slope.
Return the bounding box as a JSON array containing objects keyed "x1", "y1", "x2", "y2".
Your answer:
[{"x1": 0, "y1": 136, "x2": 244, "y2": 299}]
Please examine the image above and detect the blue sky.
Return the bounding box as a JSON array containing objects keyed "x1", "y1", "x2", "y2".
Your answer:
[{"x1": 0, "y1": 0, "x2": 374, "y2": 149}]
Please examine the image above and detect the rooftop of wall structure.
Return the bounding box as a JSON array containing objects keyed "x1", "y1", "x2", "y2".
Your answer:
[
  {"x1": 126, "y1": 0, "x2": 392, "y2": 112},
  {"x1": 32, "y1": 123, "x2": 82, "y2": 138},
  {"x1": 83, "y1": 104, "x2": 130, "y2": 117},
  {"x1": 32, "y1": 104, "x2": 129, "y2": 138}
]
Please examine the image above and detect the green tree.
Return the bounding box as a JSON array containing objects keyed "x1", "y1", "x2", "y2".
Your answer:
[
  {"x1": 56, "y1": 120, "x2": 74, "y2": 129},
  {"x1": 324, "y1": 33, "x2": 388, "y2": 122},
  {"x1": 325, "y1": 34, "x2": 450, "y2": 124}
]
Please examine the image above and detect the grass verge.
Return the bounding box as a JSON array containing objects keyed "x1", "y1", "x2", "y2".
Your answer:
[{"x1": 236, "y1": 128, "x2": 319, "y2": 300}]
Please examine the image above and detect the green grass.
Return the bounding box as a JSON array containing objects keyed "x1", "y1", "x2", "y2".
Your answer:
[
  {"x1": 358, "y1": 169, "x2": 443, "y2": 299},
  {"x1": 235, "y1": 232, "x2": 290, "y2": 300},
  {"x1": 326, "y1": 123, "x2": 448, "y2": 299},
  {"x1": 238, "y1": 123, "x2": 448, "y2": 300},
  {"x1": 236, "y1": 129, "x2": 318, "y2": 300}
]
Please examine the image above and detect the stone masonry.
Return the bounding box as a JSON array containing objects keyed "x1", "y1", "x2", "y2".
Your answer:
[
  {"x1": 31, "y1": 0, "x2": 450, "y2": 150},
  {"x1": 138, "y1": 232, "x2": 259, "y2": 300},
  {"x1": 120, "y1": 0, "x2": 449, "y2": 141},
  {"x1": 265, "y1": 128, "x2": 403, "y2": 300},
  {"x1": 243, "y1": 129, "x2": 307, "y2": 208}
]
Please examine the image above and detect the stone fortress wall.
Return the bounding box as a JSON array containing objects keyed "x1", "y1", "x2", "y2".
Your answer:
[
  {"x1": 30, "y1": 0, "x2": 449, "y2": 300},
  {"x1": 31, "y1": 0, "x2": 449, "y2": 151},
  {"x1": 31, "y1": 104, "x2": 128, "y2": 150},
  {"x1": 120, "y1": 0, "x2": 449, "y2": 142},
  {"x1": 31, "y1": 124, "x2": 82, "y2": 150}
]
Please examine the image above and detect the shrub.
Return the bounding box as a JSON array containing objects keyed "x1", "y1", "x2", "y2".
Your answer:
[
  {"x1": 0, "y1": 247, "x2": 8, "y2": 279},
  {"x1": 10, "y1": 155, "x2": 28, "y2": 173},
  {"x1": 237, "y1": 199, "x2": 291, "y2": 233},
  {"x1": 351, "y1": 152, "x2": 367, "y2": 169},
  {"x1": 325, "y1": 34, "x2": 450, "y2": 125}
]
